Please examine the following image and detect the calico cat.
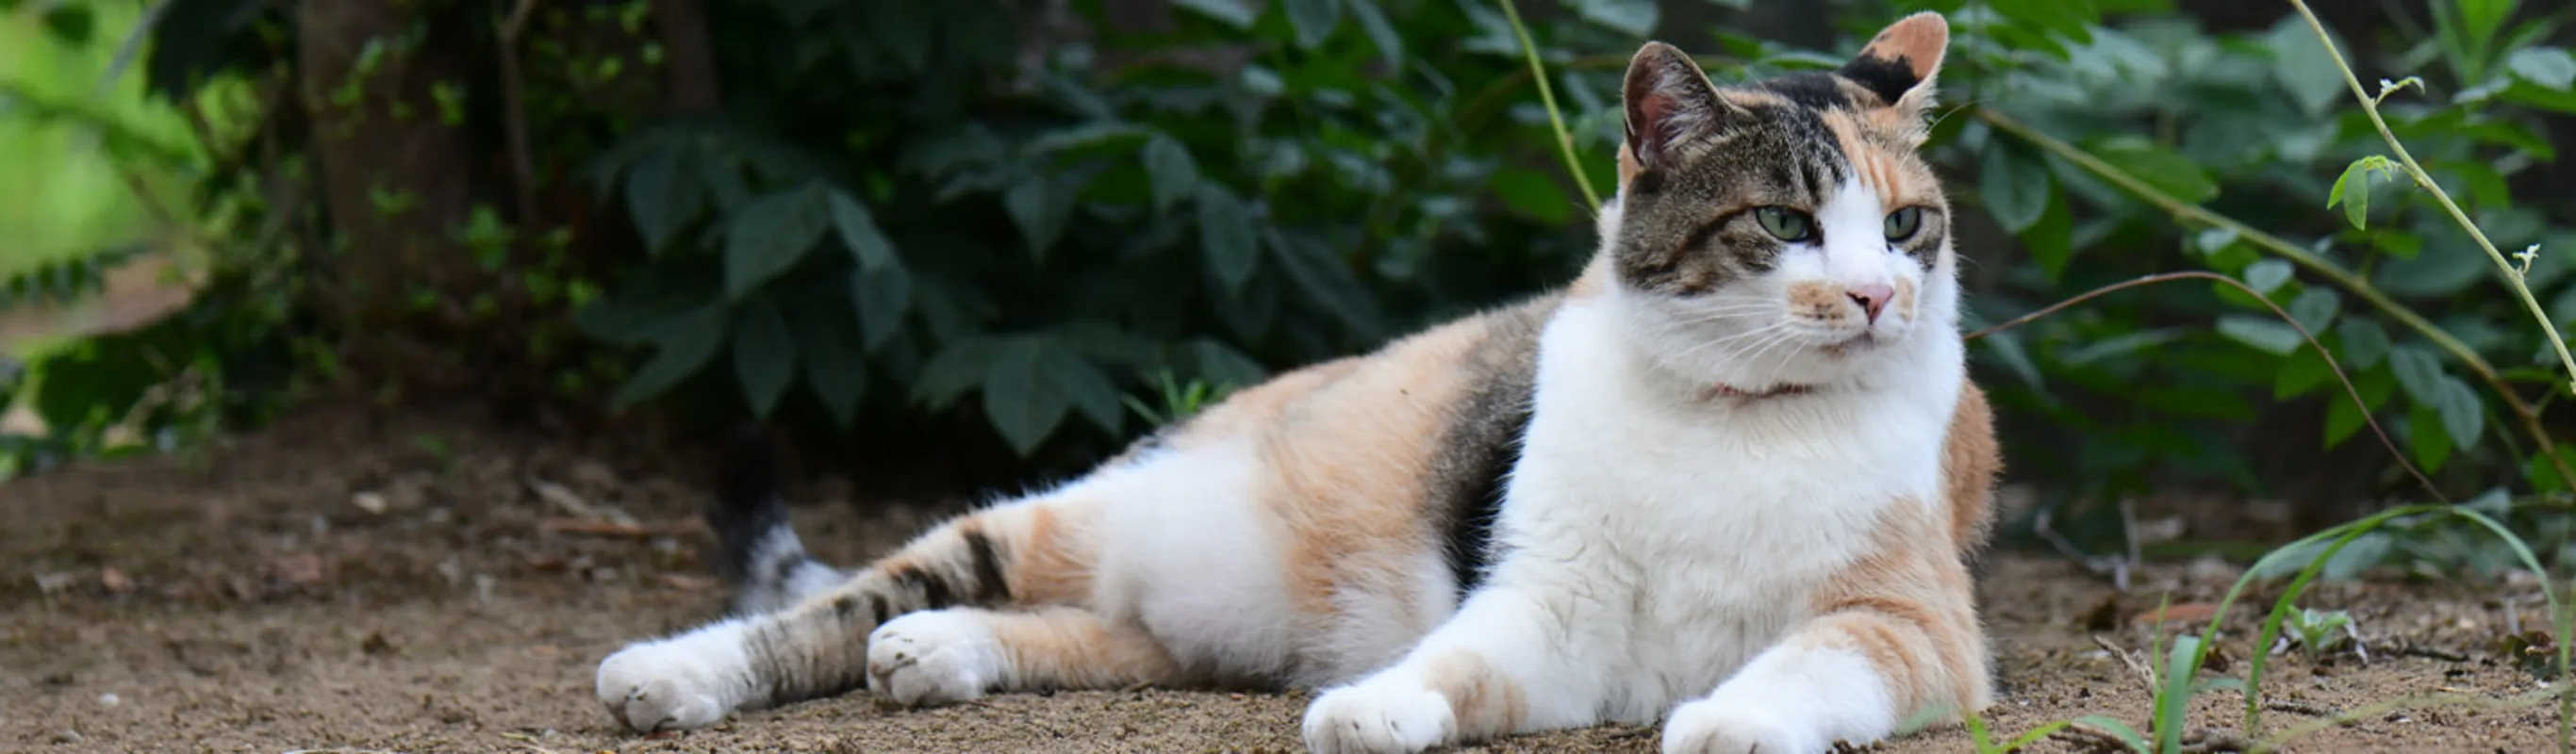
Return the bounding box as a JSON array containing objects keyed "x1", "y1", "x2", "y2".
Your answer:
[{"x1": 591, "y1": 11, "x2": 1999, "y2": 754}]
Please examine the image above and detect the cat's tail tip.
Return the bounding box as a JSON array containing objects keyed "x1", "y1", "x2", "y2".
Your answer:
[{"x1": 708, "y1": 427, "x2": 846, "y2": 615}]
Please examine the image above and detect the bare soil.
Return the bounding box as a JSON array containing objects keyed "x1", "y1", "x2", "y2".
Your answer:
[{"x1": 1, "y1": 407, "x2": 2564, "y2": 753}]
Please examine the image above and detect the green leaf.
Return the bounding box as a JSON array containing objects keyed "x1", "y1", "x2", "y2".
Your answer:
[
  {"x1": 1143, "y1": 135, "x2": 1200, "y2": 214},
  {"x1": 1039, "y1": 344, "x2": 1126, "y2": 434},
  {"x1": 1268, "y1": 230, "x2": 1383, "y2": 336},
  {"x1": 788, "y1": 298, "x2": 868, "y2": 426},
  {"x1": 612, "y1": 303, "x2": 728, "y2": 409},
  {"x1": 732, "y1": 300, "x2": 798, "y2": 418},
  {"x1": 2070, "y1": 715, "x2": 2150, "y2": 753},
  {"x1": 1197, "y1": 185, "x2": 1261, "y2": 294},
  {"x1": 851, "y1": 265, "x2": 914, "y2": 352},
  {"x1": 2321, "y1": 531, "x2": 2394, "y2": 581},
  {"x1": 2526, "y1": 443, "x2": 2576, "y2": 494},
  {"x1": 1186, "y1": 338, "x2": 1267, "y2": 389},
  {"x1": 724, "y1": 185, "x2": 831, "y2": 299},
  {"x1": 2507, "y1": 47, "x2": 2576, "y2": 90},
  {"x1": 2217, "y1": 315, "x2": 2302, "y2": 355},
  {"x1": 1567, "y1": 0, "x2": 1658, "y2": 37},
  {"x1": 1492, "y1": 168, "x2": 1572, "y2": 224},
  {"x1": 828, "y1": 190, "x2": 900, "y2": 271},
  {"x1": 1345, "y1": 0, "x2": 1405, "y2": 67},
  {"x1": 2274, "y1": 345, "x2": 2334, "y2": 400},
  {"x1": 2288, "y1": 287, "x2": 2339, "y2": 333},
  {"x1": 982, "y1": 339, "x2": 1068, "y2": 456},
  {"x1": 2242, "y1": 258, "x2": 2293, "y2": 296},
  {"x1": 2021, "y1": 189, "x2": 2075, "y2": 279},
  {"x1": 2323, "y1": 366, "x2": 2395, "y2": 449},
  {"x1": 2408, "y1": 402, "x2": 2452, "y2": 473},
  {"x1": 625, "y1": 150, "x2": 701, "y2": 254},
  {"x1": 2338, "y1": 319, "x2": 2389, "y2": 369},
  {"x1": 2327, "y1": 159, "x2": 2385, "y2": 230},
  {"x1": 2388, "y1": 346, "x2": 2446, "y2": 404},
  {"x1": 1004, "y1": 175, "x2": 1078, "y2": 259},
  {"x1": 2095, "y1": 142, "x2": 2217, "y2": 204},
  {"x1": 1980, "y1": 144, "x2": 2051, "y2": 233},
  {"x1": 915, "y1": 337, "x2": 1007, "y2": 409},
  {"x1": 1171, "y1": 0, "x2": 1256, "y2": 29},
  {"x1": 40, "y1": 4, "x2": 93, "y2": 45},
  {"x1": 2434, "y1": 376, "x2": 2485, "y2": 452},
  {"x1": 2265, "y1": 13, "x2": 2345, "y2": 116},
  {"x1": 2057, "y1": 328, "x2": 2188, "y2": 367},
  {"x1": 1283, "y1": 0, "x2": 1342, "y2": 50}
]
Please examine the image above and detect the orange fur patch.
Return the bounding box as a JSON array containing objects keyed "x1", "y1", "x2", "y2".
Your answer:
[
  {"x1": 1858, "y1": 12, "x2": 1948, "y2": 84},
  {"x1": 1425, "y1": 649, "x2": 1527, "y2": 738}
]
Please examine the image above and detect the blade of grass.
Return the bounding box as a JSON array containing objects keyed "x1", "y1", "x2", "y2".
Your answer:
[{"x1": 1494, "y1": 0, "x2": 1600, "y2": 208}]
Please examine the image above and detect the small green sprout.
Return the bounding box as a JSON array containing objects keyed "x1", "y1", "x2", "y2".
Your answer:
[{"x1": 2285, "y1": 607, "x2": 2357, "y2": 657}]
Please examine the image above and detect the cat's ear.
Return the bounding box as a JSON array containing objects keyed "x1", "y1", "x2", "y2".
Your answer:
[
  {"x1": 1839, "y1": 11, "x2": 1948, "y2": 117},
  {"x1": 1622, "y1": 41, "x2": 1736, "y2": 177}
]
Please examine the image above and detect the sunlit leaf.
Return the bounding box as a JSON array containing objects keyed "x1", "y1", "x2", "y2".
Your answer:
[
  {"x1": 2505, "y1": 47, "x2": 2576, "y2": 90},
  {"x1": 2242, "y1": 258, "x2": 2293, "y2": 296},
  {"x1": 1980, "y1": 143, "x2": 2050, "y2": 233},
  {"x1": 1171, "y1": 0, "x2": 1256, "y2": 28},
  {"x1": 2338, "y1": 318, "x2": 2390, "y2": 369},
  {"x1": 2388, "y1": 346, "x2": 2446, "y2": 404},
  {"x1": 2434, "y1": 376, "x2": 2485, "y2": 452},
  {"x1": 2217, "y1": 315, "x2": 2301, "y2": 355},
  {"x1": 1284, "y1": 0, "x2": 1343, "y2": 50}
]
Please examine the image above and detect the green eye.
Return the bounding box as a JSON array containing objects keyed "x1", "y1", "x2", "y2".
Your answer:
[
  {"x1": 1754, "y1": 206, "x2": 1815, "y2": 242},
  {"x1": 1884, "y1": 206, "x2": 1923, "y2": 240}
]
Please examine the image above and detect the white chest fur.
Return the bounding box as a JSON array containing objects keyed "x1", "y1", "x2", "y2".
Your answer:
[{"x1": 1486, "y1": 296, "x2": 1962, "y2": 718}]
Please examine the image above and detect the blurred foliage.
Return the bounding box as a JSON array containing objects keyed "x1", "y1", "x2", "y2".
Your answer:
[{"x1": 0, "y1": 0, "x2": 2571, "y2": 573}]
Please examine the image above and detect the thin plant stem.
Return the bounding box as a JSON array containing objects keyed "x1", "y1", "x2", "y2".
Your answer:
[
  {"x1": 2288, "y1": 0, "x2": 2576, "y2": 400},
  {"x1": 1494, "y1": 0, "x2": 1601, "y2": 208},
  {"x1": 2285, "y1": 3, "x2": 2576, "y2": 749},
  {"x1": 1974, "y1": 107, "x2": 2576, "y2": 489}
]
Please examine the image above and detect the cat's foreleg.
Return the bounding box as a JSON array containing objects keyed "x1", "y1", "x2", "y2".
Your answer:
[
  {"x1": 1659, "y1": 552, "x2": 1987, "y2": 754},
  {"x1": 1299, "y1": 584, "x2": 1609, "y2": 754}
]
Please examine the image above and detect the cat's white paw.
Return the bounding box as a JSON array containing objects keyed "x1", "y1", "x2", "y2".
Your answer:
[
  {"x1": 1659, "y1": 698, "x2": 1822, "y2": 754},
  {"x1": 595, "y1": 632, "x2": 748, "y2": 732},
  {"x1": 1299, "y1": 679, "x2": 1456, "y2": 754},
  {"x1": 867, "y1": 611, "x2": 1000, "y2": 707}
]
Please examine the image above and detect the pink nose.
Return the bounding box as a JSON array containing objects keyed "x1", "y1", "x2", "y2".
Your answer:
[{"x1": 1848, "y1": 284, "x2": 1894, "y2": 324}]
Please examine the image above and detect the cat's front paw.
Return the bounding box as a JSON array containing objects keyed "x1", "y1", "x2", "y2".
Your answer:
[
  {"x1": 867, "y1": 611, "x2": 1000, "y2": 707},
  {"x1": 595, "y1": 636, "x2": 746, "y2": 732},
  {"x1": 1659, "y1": 699, "x2": 1822, "y2": 754},
  {"x1": 1299, "y1": 679, "x2": 1456, "y2": 754}
]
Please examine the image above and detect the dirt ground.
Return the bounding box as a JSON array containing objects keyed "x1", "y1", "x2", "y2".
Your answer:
[{"x1": 2, "y1": 408, "x2": 2566, "y2": 753}]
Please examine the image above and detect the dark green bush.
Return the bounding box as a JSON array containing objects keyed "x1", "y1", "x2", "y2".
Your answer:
[{"x1": 5, "y1": 0, "x2": 2574, "y2": 571}]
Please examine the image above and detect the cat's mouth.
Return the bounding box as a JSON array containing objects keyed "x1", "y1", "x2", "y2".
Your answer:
[{"x1": 1823, "y1": 333, "x2": 1878, "y2": 356}]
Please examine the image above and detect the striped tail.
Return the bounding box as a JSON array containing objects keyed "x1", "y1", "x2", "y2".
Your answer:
[{"x1": 708, "y1": 429, "x2": 851, "y2": 615}]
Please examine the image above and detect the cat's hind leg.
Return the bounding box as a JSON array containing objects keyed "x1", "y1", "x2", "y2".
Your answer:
[
  {"x1": 865, "y1": 605, "x2": 1183, "y2": 706},
  {"x1": 594, "y1": 486, "x2": 1104, "y2": 732}
]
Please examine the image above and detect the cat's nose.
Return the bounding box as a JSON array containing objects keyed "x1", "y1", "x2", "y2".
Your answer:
[{"x1": 1848, "y1": 284, "x2": 1894, "y2": 323}]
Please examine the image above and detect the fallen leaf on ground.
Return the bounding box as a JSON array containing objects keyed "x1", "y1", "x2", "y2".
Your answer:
[{"x1": 99, "y1": 566, "x2": 134, "y2": 594}]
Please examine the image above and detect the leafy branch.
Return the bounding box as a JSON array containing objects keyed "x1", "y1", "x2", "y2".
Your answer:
[
  {"x1": 2291, "y1": 0, "x2": 2576, "y2": 401},
  {"x1": 2287, "y1": 0, "x2": 2574, "y2": 746},
  {"x1": 1973, "y1": 107, "x2": 2576, "y2": 489}
]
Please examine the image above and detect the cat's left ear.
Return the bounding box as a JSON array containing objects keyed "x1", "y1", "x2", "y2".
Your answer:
[{"x1": 1838, "y1": 11, "x2": 1948, "y2": 126}]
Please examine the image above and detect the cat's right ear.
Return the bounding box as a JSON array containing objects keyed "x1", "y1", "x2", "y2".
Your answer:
[{"x1": 1622, "y1": 41, "x2": 1735, "y2": 181}]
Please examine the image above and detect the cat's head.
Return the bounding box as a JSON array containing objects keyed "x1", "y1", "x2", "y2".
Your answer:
[{"x1": 1603, "y1": 12, "x2": 1957, "y2": 393}]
